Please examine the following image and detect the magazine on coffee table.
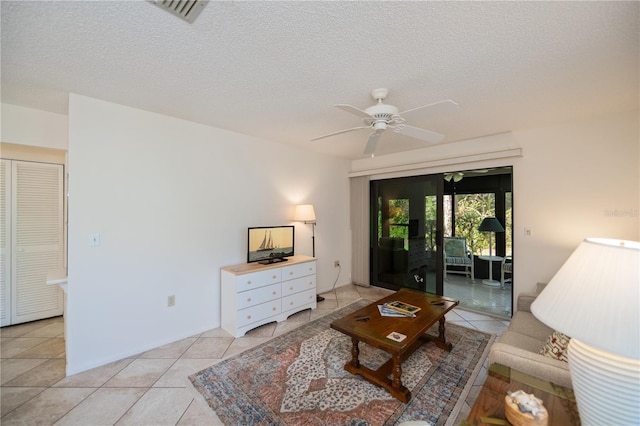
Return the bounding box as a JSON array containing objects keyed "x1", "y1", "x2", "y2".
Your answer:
[
  {"x1": 378, "y1": 305, "x2": 414, "y2": 317},
  {"x1": 383, "y1": 300, "x2": 421, "y2": 316}
]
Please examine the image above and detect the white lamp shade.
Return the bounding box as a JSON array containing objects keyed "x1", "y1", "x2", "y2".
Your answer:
[
  {"x1": 531, "y1": 238, "x2": 640, "y2": 359},
  {"x1": 293, "y1": 204, "x2": 316, "y2": 223}
]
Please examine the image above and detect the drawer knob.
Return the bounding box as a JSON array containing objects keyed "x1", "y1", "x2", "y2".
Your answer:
[
  {"x1": 272, "y1": 275, "x2": 277, "y2": 279},
  {"x1": 247, "y1": 280, "x2": 252, "y2": 285},
  {"x1": 247, "y1": 297, "x2": 251, "y2": 302},
  {"x1": 290, "y1": 286, "x2": 294, "y2": 290},
  {"x1": 272, "y1": 307, "x2": 276, "y2": 311},
  {"x1": 247, "y1": 315, "x2": 251, "y2": 320},
  {"x1": 309, "y1": 267, "x2": 312, "y2": 271},
  {"x1": 272, "y1": 291, "x2": 276, "y2": 295},
  {"x1": 290, "y1": 301, "x2": 294, "y2": 305},
  {"x1": 289, "y1": 272, "x2": 294, "y2": 275}
]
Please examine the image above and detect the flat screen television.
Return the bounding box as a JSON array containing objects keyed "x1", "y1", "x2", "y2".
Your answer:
[{"x1": 247, "y1": 226, "x2": 295, "y2": 264}]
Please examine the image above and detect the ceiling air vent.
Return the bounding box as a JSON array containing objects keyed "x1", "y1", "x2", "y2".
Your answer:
[{"x1": 149, "y1": 0, "x2": 207, "y2": 23}]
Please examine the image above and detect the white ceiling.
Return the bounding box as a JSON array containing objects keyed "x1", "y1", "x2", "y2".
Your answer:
[{"x1": 2, "y1": 1, "x2": 638, "y2": 159}]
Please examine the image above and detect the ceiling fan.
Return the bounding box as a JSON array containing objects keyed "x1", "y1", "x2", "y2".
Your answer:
[
  {"x1": 444, "y1": 169, "x2": 489, "y2": 182},
  {"x1": 311, "y1": 88, "x2": 458, "y2": 156}
]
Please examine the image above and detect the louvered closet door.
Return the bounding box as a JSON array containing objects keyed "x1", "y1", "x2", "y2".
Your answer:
[
  {"x1": 11, "y1": 161, "x2": 64, "y2": 324},
  {"x1": 0, "y1": 160, "x2": 11, "y2": 326}
]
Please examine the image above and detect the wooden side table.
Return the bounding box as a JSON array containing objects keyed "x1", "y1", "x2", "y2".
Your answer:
[{"x1": 464, "y1": 363, "x2": 580, "y2": 425}]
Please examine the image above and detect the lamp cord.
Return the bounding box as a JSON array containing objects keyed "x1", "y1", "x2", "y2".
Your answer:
[{"x1": 329, "y1": 264, "x2": 341, "y2": 296}]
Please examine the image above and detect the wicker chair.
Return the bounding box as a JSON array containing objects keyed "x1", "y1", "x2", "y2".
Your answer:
[
  {"x1": 501, "y1": 256, "x2": 512, "y2": 289},
  {"x1": 443, "y1": 237, "x2": 475, "y2": 282}
]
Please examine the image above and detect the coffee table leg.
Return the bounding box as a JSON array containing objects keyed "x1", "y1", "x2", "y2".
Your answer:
[
  {"x1": 349, "y1": 337, "x2": 360, "y2": 368},
  {"x1": 392, "y1": 354, "x2": 402, "y2": 390},
  {"x1": 437, "y1": 316, "x2": 453, "y2": 351}
]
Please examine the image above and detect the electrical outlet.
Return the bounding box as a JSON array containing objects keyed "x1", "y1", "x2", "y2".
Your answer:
[
  {"x1": 334, "y1": 260, "x2": 340, "y2": 267},
  {"x1": 167, "y1": 295, "x2": 175, "y2": 307}
]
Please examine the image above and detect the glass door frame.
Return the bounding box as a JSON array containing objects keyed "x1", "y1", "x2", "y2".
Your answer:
[{"x1": 369, "y1": 174, "x2": 445, "y2": 296}]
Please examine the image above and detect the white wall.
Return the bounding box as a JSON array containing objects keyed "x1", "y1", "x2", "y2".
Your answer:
[
  {"x1": 1, "y1": 103, "x2": 68, "y2": 149},
  {"x1": 352, "y1": 110, "x2": 639, "y2": 297},
  {"x1": 66, "y1": 94, "x2": 351, "y2": 375},
  {"x1": 511, "y1": 110, "x2": 639, "y2": 289}
]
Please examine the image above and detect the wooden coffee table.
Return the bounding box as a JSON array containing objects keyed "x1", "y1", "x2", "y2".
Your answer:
[{"x1": 330, "y1": 288, "x2": 459, "y2": 403}]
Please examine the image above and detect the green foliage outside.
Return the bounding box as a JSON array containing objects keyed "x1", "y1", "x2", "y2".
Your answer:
[
  {"x1": 452, "y1": 193, "x2": 495, "y2": 255},
  {"x1": 387, "y1": 198, "x2": 409, "y2": 247},
  {"x1": 378, "y1": 193, "x2": 512, "y2": 256}
]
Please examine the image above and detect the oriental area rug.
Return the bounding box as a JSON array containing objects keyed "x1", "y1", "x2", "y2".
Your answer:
[{"x1": 189, "y1": 299, "x2": 494, "y2": 426}]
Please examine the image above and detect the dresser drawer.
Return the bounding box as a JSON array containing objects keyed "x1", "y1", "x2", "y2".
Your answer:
[
  {"x1": 236, "y1": 269, "x2": 281, "y2": 292},
  {"x1": 238, "y1": 300, "x2": 281, "y2": 328},
  {"x1": 281, "y1": 275, "x2": 316, "y2": 297},
  {"x1": 237, "y1": 283, "x2": 281, "y2": 310},
  {"x1": 282, "y1": 288, "x2": 316, "y2": 312},
  {"x1": 282, "y1": 261, "x2": 316, "y2": 281}
]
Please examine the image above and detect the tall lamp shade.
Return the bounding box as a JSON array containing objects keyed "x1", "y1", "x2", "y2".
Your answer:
[
  {"x1": 293, "y1": 204, "x2": 316, "y2": 257},
  {"x1": 477, "y1": 217, "x2": 504, "y2": 256},
  {"x1": 293, "y1": 204, "x2": 316, "y2": 224},
  {"x1": 531, "y1": 238, "x2": 640, "y2": 425}
]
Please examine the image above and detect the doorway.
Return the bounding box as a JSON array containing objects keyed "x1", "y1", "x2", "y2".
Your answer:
[
  {"x1": 370, "y1": 167, "x2": 513, "y2": 318},
  {"x1": 443, "y1": 167, "x2": 513, "y2": 318}
]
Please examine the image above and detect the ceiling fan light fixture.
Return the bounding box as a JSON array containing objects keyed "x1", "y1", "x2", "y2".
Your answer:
[
  {"x1": 373, "y1": 121, "x2": 387, "y2": 131},
  {"x1": 444, "y1": 172, "x2": 464, "y2": 182}
]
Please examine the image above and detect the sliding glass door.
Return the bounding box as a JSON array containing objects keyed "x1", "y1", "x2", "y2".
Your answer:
[
  {"x1": 370, "y1": 167, "x2": 514, "y2": 318},
  {"x1": 370, "y1": 175, "x2": 444, "y2": 295}
]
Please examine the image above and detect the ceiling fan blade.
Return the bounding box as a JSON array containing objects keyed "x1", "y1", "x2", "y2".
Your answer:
[
  {"x1": 398, "y1": 99, "x2": 459, "y2": 117},
  {"x1": 396, "y1": 124, "x2": 445, "y2": 144},
  {"x1": 335, "y1": 104, "x2": 374, "y2": 119},
  {"x1": 363, "y1": 131, "x2": 383, "y2": 156},
  {"x1": 310, "y1": 126, "x2": 370, "y2": 141}
]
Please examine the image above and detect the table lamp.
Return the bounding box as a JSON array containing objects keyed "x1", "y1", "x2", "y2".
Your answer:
[
  {"x1": 294, "y1": 204, "x2": 324, "y2": 302},
  {"x1": 530, "y1": 238, "x2": 640, "y2": 425}
]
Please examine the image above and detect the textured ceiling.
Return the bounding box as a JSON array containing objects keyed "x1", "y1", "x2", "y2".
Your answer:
[{"x1": 2, "y1": 1, "x2": 638, "y2": 159}]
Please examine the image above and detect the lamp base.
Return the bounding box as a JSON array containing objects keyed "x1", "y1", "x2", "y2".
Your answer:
[
  {"x1": 568, "y1": 339, "x2": 640, "y2": 425},
  {"x1": 482, "y1": 279, "x2": 501, "y2": 287}
]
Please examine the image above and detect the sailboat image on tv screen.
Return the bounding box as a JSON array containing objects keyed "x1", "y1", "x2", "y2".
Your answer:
[
  {"x1": 257, "y1": 231, "x2": 278, "y2": 251},
  {"x1": 248, "y1": 226, "x2": 294, "y2": 264}
]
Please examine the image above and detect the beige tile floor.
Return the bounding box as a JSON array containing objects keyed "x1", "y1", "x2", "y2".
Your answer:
[{"x1": 0, "y1": 284, "x2": 508, "y2": 425}]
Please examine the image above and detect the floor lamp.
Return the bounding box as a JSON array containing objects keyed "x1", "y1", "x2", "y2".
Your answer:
[
  {"x1": 293, "y1": 204, "x2": 324, "y2": 302},
  {"x1": 477, "y1": 217, "x2": 504, "y2": 286},
  {"x1": 531, "y1": 238, "x2": 639, "y2": 425}
]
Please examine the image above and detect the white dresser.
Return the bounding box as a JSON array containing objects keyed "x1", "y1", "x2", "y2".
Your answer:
[{"x1": 221, "y1": 255, "x2": 317, "y2": 337}]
